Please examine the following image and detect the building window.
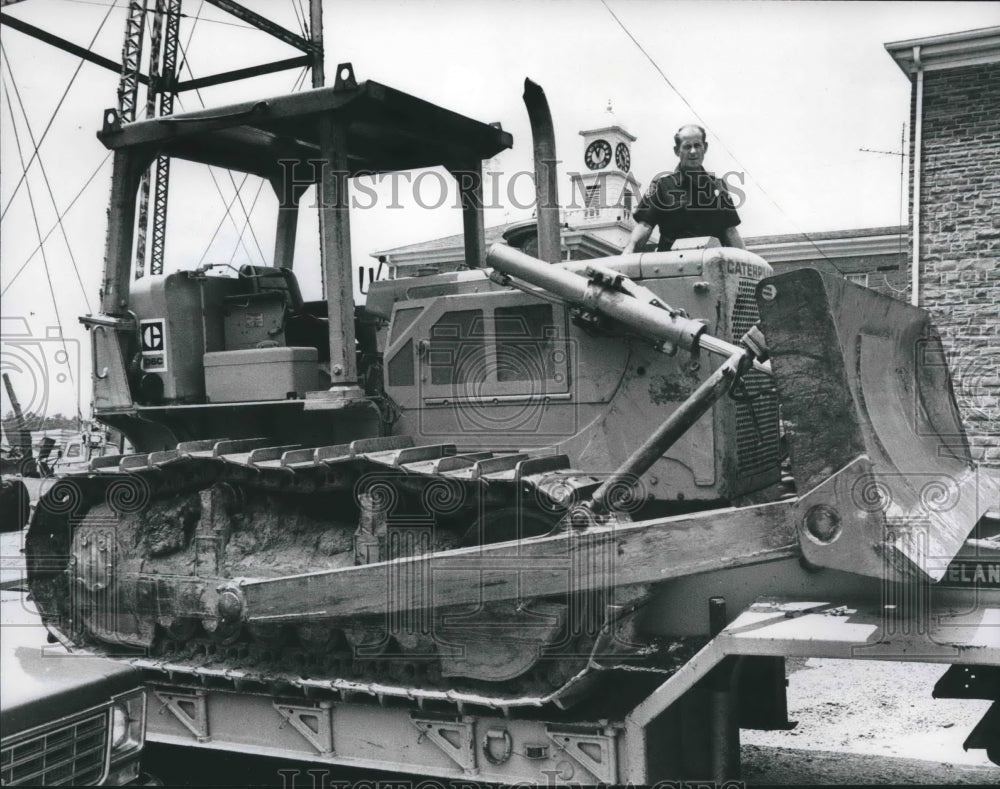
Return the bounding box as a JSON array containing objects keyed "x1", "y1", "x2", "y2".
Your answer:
[
  {"x1": 584, "y1": 184, "x2": 602, "y2": 219},
  {"x1": 585, "y1": 183, "x2": 602, "y2": 209},
  {"x1": 624, "y1": 190, "x2": 633, "y2": 213}
]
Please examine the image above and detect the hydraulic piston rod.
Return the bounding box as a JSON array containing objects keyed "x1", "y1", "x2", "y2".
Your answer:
[
  {"x1": 486, "y1": 244, "x2": 770, "y2": 372},
  {"x1": 585, "y1": 349, "x2": 749, "y2": 517},
  {"x1": 488, "y1": 244, "x2": 708, "y2": 353}
]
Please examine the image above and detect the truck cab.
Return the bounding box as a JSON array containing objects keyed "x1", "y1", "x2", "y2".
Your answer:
[{"x1": 1, "y1": 589, "x2": 157, "y2": 786}]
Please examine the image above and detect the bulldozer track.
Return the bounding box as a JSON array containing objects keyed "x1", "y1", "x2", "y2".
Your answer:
[{"x1": 27, "y1": 435, "x2": 669, "y2": 711}]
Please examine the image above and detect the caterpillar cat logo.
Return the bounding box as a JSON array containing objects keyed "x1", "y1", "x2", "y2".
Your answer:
[
  {"x1": 140, "y1": 318, "x2": 168, "y2": 372},
  {"x1": 726, "y1": 260, "x2": 767, "y2": 279}
]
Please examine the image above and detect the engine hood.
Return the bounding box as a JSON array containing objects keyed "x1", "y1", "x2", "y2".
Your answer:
[{"x1": 1, "y1": 593, "x2": 142, "y2": 737}]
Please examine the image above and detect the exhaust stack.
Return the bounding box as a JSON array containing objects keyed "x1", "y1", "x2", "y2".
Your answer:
[{"x1": 523, "y1": 79, "x2": 561, "y2": 263}]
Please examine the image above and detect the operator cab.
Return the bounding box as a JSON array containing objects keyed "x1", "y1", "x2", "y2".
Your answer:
[{"x1": 87, "y1": 64, "x2": 511, "y2": 449}]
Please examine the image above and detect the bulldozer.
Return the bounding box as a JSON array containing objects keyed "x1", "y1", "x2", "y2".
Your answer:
[{"x1": 24, "y1": 65, "x2": 999, "y2": 782}]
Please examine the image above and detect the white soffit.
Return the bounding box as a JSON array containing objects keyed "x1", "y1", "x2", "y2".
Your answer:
[{"x1": 886, "y1": 26, "x2": 1000, "y2": 75}]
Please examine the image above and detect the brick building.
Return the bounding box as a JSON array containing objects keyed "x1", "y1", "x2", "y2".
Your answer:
[{"x1": 887, "y1": 27, "x2": 1000, "y2": 465}]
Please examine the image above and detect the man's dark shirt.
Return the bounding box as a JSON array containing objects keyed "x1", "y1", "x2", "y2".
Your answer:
[{"x1": 633, "y1": 168, "x2": 741, "y2": 251}]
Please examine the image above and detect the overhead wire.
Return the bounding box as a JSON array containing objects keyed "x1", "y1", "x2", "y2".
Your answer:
[
  {"x1": 290, "y1": 0, "x2": 305, "y2": 39},
  {"x1": 0, "y1": 150, "x2": 112, "y2": 297},
  {"x1": 0, "y1": 0, "x2": 119, "y2": 222},
  {"x1": 298, "y1": 0, "x2": 310, "y2": 39},
  {"x1": 0, "y1": 47, "x2": 93, "y2": 313},
  {"x1": 228, "y1": 177, "x2": 267, "y2": 265},
  {"x1": 174, "y1": 0, "x2": 206, "y2": 80},
  {"x1": 172, "y1": 36, "x2": 267, "y2": 266},
  {"x1": 54, "y1": 0, "x2": 259, "y2": 31},
  {"x1": 175, "y1": 2, "x2": 314, "y2": 264},
  {"x1": 196, "y1": 172, "x2": 251, "y2": 267},
  {"x1": 5, "y1": 1, "x2": 302, "y2": 287},
  {"x1": 599, "y1": 0, "x2": 846, "y2": 273},
  {"x1": 2, "y1": 76, "x2": 77, "y2": 392}
]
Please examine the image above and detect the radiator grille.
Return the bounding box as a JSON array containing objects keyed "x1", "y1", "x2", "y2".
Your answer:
[
  {"x1": 1, "y1": 709, "x2": 108, "y2": 786},
  {"x1": 731, "y1": 278, "x2": 780, "y2": 479}
]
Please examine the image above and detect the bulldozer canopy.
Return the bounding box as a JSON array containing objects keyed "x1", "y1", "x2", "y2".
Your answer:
[{"x1": 96, "y1": 78, "x2": 514, "y2": 180}]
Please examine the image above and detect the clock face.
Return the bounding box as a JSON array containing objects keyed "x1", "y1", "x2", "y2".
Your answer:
[
  {"x1": 615, "y1": 142, "x2": 631, "y2": 172},
  {"x1": 584, "y1": 139, "x2": 612, "y2": 170}
]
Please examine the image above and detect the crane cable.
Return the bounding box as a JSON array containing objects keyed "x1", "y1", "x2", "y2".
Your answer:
[
  {"x1": 227, "y1": 178, "x2": 267, "y2": 265},
  {"x1": 171, "y1": 42, "x2": 267, "y2": 266},
  {"x1": 196, "y1": 172, "x2": 250, "y2": 268},
  {"x1": 1, "y1": 75, "x2": 79, "y2": 409},
  {"x1": 290, "y1": 0, "x2": 305, "y2": 39},
  {"x1": 55, "y1": 0, "x2": 257, "y2": 32},
  {"x1": 172, "y1": 7, "x2": 325, "y2": 267},
  {"x1": 599, "y1": 0, "x2": 846, "y2": 274},
  {"x1": 138, "y1": 0, "x2": 264, "y2": 267},
  {"x1": 0, "y1": 0, "x2": 119, "y2": 222},
  {"x1": 1, "y1": 47, "x2": 93, "y2": 313},
  {"x1": 222, "y1": 7, "x2": 309, "y2": 266},
  {"x1": 172, "y1": 0, "x2": 203, "y2": 93},
  {"x1": 0, "y1": 150, "x2": 111, "y2": 298}
]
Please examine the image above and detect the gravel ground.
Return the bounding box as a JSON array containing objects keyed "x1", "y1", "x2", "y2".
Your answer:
[
  {"x1": 741, "y1": 745, "x2": 998, "y2": 785},
  {"x1": 740, "y1": 656, "x2": 997, "y2": 784}
]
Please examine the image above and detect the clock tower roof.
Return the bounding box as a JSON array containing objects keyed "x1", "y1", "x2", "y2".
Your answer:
[
  {"x1": 579, "y1": 125, "x2": 636, "y2": 143},
  {"x1": 580, "y1": 100, "x2": 636, "y2": 142}
]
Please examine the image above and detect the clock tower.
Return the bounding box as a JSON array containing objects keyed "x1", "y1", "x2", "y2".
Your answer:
[{"x1": 570, "y1": 103, "x2": 641, "y2": 231}]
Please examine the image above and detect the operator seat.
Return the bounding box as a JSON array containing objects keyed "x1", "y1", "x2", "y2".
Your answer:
[{"x1": 232, "y1": 266, "x2": 330, "y2": 361}]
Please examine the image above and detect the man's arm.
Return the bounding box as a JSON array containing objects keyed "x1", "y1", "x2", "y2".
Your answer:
[
  {"x1": 720, "y1": 225, "x2": 745, "y2": 250},
  {"x1": 623, "y1": 221, "x2": 654, "y2": 254}
]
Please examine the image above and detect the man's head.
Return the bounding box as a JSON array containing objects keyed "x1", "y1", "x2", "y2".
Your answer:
[{"x1": 674, "y1": 124, "x2": 707, "y2": 172}]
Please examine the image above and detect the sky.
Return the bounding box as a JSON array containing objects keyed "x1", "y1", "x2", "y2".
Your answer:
[{"x1": 1, "y1": 0, "x2": 998, "y2": 419}]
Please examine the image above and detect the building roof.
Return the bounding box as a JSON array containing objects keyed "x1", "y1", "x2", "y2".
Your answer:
[
  {"x1": 376, "y1": 223, "x2": 906, "y2": 265},
  {"x1": 579, "y1": 125, "x2": 637, "y2": 142},
  {"x1": 745, "y1": 225, "x2": 905, "y2": 263},
  {"x1": 744, "y1": 225, "x2": 904, "y2": 246},
  {"x1": 886, "y1": 26, "x2": 1000, "y2": 75},
  {"x1": 374, "y1": 221, "x2": 522, "y2": 260}
]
